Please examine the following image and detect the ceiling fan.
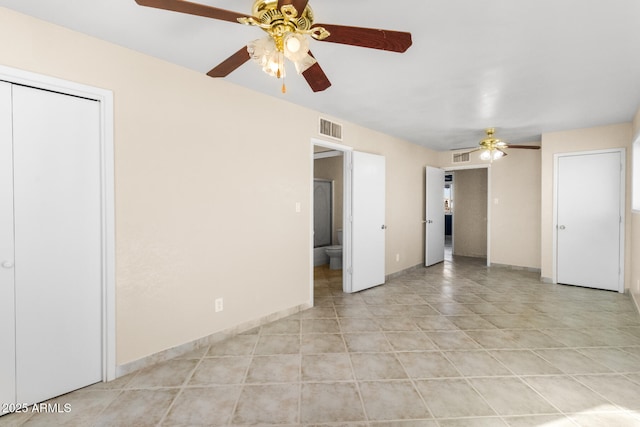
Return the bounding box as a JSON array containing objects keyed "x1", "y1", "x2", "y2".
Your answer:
[
  {"x1": 464, "y1": 128, "x2": 540, "y2": 161},
  {"x1": 134, "y1": 0, "x2": 413, "y2": 92}
]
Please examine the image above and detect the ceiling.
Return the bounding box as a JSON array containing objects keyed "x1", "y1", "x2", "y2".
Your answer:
[{"x1": 2, "y1": 0, "x2": 639, "y2": 151}]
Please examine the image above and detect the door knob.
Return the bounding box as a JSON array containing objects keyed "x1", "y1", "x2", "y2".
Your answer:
[
  {"x1": 381, "y1": 225, "x2": 387, "y2": 230},
  {"x1": 559, "y1": 225, "x2": 566, "y2": 230},
  {"x1": 2, "y1": 261, "x2": 14, "y2": 269}
]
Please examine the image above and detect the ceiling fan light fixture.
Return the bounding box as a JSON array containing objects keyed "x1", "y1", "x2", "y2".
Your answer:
[{"x1": 480, "y1": 150, "x2": 492, "y2": 161}]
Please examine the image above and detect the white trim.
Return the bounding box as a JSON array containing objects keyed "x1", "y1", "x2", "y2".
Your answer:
[
  {"x1": 0, "y1": 65, "x2": 116, "y2": 380},
  {"x1": 311, "y1": 138, "x2": 353, "y2": 294},
  {"x1": 553, "y1": 148, "x2": 626, "y2": 293},
  {"x1": 633, "y1": 134, "x2": 640, "y2": 213},
  {"x1": 444, "y1": 164, "x2": 491, "y2": 266}
]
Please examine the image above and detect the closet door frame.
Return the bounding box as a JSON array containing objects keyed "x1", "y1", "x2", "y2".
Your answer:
[{"x1": 0, "y1": 65, "x2": 116, "y2": 382}]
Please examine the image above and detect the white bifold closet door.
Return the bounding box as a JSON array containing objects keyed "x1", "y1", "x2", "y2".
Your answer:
[{"x1": 0, "y1": 81, "x2": 102, "y2": 409}]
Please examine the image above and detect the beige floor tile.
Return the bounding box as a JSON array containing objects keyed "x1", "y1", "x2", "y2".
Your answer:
[
  {"x1": 302, "y1": 318, "x2": 341, "y2": 334},
  {"x1": 254, "y1": 334, "x2": 300, "y2": 355},
  {"x1": 385, "y1": 331, "x2": 437, "y2": 351},
  {"x1": 576, "y1": 347, "x2": 640, "y2": 373},
  {"x1": 94, "y1": 389, "x2": 179, "y2": 427},
  {"x1": 260, "y1": 318, "x2": 301, "y2": 335},
  {"x1": 350, "y1": 353, "x2": 407, "y2": 380},
  {"x1": 245, "y1": 354, "x2": 300, "y2": 383},
  {"x1": 444, "y1": 350, "x2": 512, "y2": 377},
  {"x1": 339, "y1": 317, "x2": 380, "y2": 331},
  {"x1": 569, "y1": 411, "x2": 640, "y2": 427},
  {"x1": 207, "y1": 335, "x2": 258, "y2": 356},
  {"x1": 469, "y1": 377, "x2": 559, "y2": 416},
  {"x1": 300, "y1": 382, "x2": 365, "y2": 423},
  {"x1": 396, "y1": 351, "x2": 461, "y2": 379},
  {"x1": 574, "y1": 374, "x2": 640, "y2": 410},
  {"x1": 302, "y1": 353, "x2": 354, "y2": 381},
  {"x1": 162, "y1": 386, "x2": 241, "y2": 426},
  {"x1": 489, "y1": 350, "x2": 563, "y2": 375},
  {"x1": 301, "y1": 333, "x2": 347, "y2": 354},
  {"x1": 189, "y1": 357, "x2": 250, "y2": 385},
  {"x1": 359, "y1": 381, "x2": 431, "y2": 421},
  {"x1": 523, "y1": 376, "x2": 615, "y2": 413},
  {"x1": 425, "y1": 331, "x2": 481, "y2": 350},
  {"x1": 533, "y1": 349, "x2": 612, "y2": 374},
  {"x1": 126, "y1": 359, "x2": 198, "y2": 389},
  {"x1": 438, "y1": 418, "x2": 508, "y2": 427},
  {"x1": 415, "y1": 379, "x2": 496, "y2": 418},
  {"x1": 232, "y1": 384, "x2": 299, "y2": 425},
  {"x1": 503, "y1": 414, "x2": 576, "y2": 426},
  {"x1": 344, "y1": 332, "x2": 392, "y2": 352}
]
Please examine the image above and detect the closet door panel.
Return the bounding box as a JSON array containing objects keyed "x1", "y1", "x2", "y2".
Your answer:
[
  {"x1": 12, "y1": 86, "x2": 102, "y2": 404},
  {"x1": 0, "y1": 82, "x2": 16, "y2": 411}
]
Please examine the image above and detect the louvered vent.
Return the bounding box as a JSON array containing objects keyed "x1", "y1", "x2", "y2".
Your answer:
[
  {"x1": 319, "y1": 118, "x2": 343, "y2": 140},
  {"x1": 452, "y1": 152, "x2": 470, "y2": 163}
]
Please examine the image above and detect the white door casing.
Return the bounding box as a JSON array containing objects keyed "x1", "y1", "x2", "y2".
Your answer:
[
  {"x1": 0, "y1": 65, "x2": 115, "y2": 411},
  {"x1": 555, "y1": 150, "x2": 625, "y2": 292},
  {"x1": 425, "y1": 166, "x2": 445, "y2": 266},
  {"x1": 350, "y1": 151, "x2": 386, "y2": 293},
  {"x1": 0, "y1": 81, "x2": 16, "y2": 410}
]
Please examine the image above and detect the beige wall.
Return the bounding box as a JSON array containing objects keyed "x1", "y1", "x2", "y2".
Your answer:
[
  {"x1": 314, "y1": 155, "x2": 343, "y2": 245},
  {"x1": 452, "y1": 169, "x2": 488, "y2": 258},
  {"x1": 540, "y1": 123, "x2": 633, "y2": 288},
  {"x1": 0, "y1": 8, "x2": 439, "y2": 365},
  {"x1": 438, "y1": 147, "x2": 542, "y2": 269}
]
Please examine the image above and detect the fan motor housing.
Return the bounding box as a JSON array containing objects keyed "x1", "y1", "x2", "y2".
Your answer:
[{"x1": 252, "y1": 0, "x2": 314, "y2": 32}]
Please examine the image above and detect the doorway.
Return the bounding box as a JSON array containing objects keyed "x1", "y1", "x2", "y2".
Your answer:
[
  {"x1": 444, "y1": 166, "x2": 491, "y2": 265},
  {"x1": 312, "y1": 141, "x2": 351, "y2": 301}
]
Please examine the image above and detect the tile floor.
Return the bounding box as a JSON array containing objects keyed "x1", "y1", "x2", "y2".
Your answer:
[{"x1": 2, "y1": 256, "x2": 640, "y2": 426}]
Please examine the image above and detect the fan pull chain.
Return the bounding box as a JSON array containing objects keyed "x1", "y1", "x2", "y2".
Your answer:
[{"x1": 280, "y1": 53, "x2": 286, "y2": 93}]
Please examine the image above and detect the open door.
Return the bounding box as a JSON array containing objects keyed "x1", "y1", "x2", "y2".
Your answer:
[
  {"x1": 425, "y1": 166, "x2": 445, "y2": 266},
  {"x1": 349, "y1": 151, "x2": 386, "y2": 293}
]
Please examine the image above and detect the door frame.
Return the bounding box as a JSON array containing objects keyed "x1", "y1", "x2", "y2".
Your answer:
[
  {"x1": 552, "y1": 148, "x2": 626, "y2": 292},
  {"x1": 444, "y1": 164, "x2": 492, "y2": 266},
  {"x1": 0, "y1": 65, "x2": 116, "y2": 380},
  {"x1": 310, "y1": 138, "x2": 353, "y2": 301}
]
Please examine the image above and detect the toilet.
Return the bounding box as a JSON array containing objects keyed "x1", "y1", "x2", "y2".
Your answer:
[{"x1": 325, "y1": 229, "x2": 343, "y2": 270}]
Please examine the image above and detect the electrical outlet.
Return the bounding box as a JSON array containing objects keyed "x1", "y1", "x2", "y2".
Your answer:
[
  {"x1": 215, "y1": 298, "x2": 223, "y2": 313},
  {"x1": 396, "y1": 253, "x2": 400, "y2": 262}
]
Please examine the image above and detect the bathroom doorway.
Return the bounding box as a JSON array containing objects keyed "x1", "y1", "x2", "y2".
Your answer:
[{"x1": 313, "y1": 146, "x2": 345, "y2": 300}]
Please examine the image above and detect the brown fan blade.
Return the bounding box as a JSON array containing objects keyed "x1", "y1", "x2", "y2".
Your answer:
[
  {"x1": 302, "y1": 51, "x2": 331, "y2": 92},
  {"x1": 207, "y1": 46, "x2": 250, "y2": 78},
  {"x1": 313, "y1": 23, "x2": 412, "y2": 52},
  {"x1": 507, "y1": 145, "x2": 541, "y2": 149},
  {"x1": 277, "y1": 0, "x2": 309, "y2": 15},
  {"x1": 135, "y1": 0, "x2": 250, "y2": 24}
]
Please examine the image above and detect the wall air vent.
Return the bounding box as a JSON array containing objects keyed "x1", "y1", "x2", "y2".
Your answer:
[
  {"x1": 452, "y1": 152, "x2": 470, "y2": 163},
  {"x1": 319, "y1": 118, "x2": 343, "y2": 141}
]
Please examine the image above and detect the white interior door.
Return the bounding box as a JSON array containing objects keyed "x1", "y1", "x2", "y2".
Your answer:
[
  {"x1": 0, "y1": 82, "x2": 16, "y2": 411},
  {"x1": 350, "y1": 151, "x2": 385, "y2": 292},
  {"x1": 425, "y1": 166, "x2": 445, "y2": 266},
  {"x1": 556, "y1": 151, "x2": 624, "y2": 291},
  {"x1": 1, "y1": 84, "x2": 103, "y2": 408}
]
